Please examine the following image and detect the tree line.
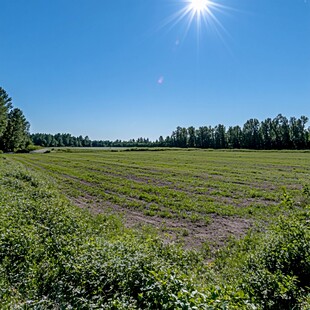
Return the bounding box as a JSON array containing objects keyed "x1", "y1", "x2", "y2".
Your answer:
[
  {"x1": 31, "y1": 133, "x2": 152, "y2": 148},
  {"x1": 161, "y1": 114, "x2": 309, "y2": 149},
  {"x1": 32, "y1": 114, "x2": 310, "y2": 150},
  {"x1": 0, "y1": 87, "x2": 30, "y2": 152},
  {"x1": 1, "y1": 87, "x2": 309, "y2": 151},
  {"x1": 32, "y1": 133, "x2": 93, "y2": 148}
]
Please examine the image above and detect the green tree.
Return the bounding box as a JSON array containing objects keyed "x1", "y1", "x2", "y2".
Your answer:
[
  {"x1": 290, "y1": 116, "x2": 309, "y2": 149},
  {"x1": 83, "y1": 135, "x2": 92, "y2": 147},
  {"x1": 242, "y1": 119, "x2": 261, "y2": 149},
  {"x1": 214, "y1": 124, "x2": 227, "y2": 149},
  {"x1": 174, "y1": 126, "x2": 188, "y2": 147},
  {"x1": 0, "y1": 87, "x2": 12, "y2": 139},
  {"x1": 2, "y1": 108, "x2": 30, "y2": 152},
  {"x1": 227, "y1": 125, "x2": 242, "y2": 148},
  {"x1": 187, "y1": 126, "x2": 196, "y2": 147},
  {"x1": 196, "y1": 126, "x2": 213, "y2": 148},
  {"x1": 260, "y1": 118, "x2": 273, "y2": 149},
  {"x1": 277, "y1": 114, "x2": 291, "y2": 149},
  {"x1": 158, "y1": 135, "x2": 164, "y2": 146}
]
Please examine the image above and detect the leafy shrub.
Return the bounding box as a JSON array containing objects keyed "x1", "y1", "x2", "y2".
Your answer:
[{"x1": 240, "y1": 214, "x2": 310, "y2": 309}]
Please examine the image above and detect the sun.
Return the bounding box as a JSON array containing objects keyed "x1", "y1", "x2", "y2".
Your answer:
[
  {"x1": 159, "y1": 0, "x2": 230, "y2": 43},
  {"x1": 189, "y1": 0, "x2": 210, "y2": 14}
]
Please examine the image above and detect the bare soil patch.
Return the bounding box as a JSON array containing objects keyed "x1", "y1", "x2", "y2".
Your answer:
[{"x1": 70, "y1": 194, "x2": 253, "y2": 250}]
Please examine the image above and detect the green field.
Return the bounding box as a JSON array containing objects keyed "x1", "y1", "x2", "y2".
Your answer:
[
  {"x1": 13, "y1": 149, "x2": 310, "y2": 247},
  {"x1": 1, "y1": 149, "x2": 309, "y2": 308}
]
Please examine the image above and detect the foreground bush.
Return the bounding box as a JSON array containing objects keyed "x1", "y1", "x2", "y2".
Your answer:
[
  {"x1": 216, "y1": 205, "x2": 310, "y2": 309},
  {"x1": 242, "y1": 215, "x2": 310, "y2": 309}
]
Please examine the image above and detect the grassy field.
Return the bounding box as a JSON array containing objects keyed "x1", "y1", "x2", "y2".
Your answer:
[
  {"x1": 1, "y1": 149, "x2": 309, "y2": 308},
  {"x1": 13, "y1": 149, "x2": 310, "y2": 247}
]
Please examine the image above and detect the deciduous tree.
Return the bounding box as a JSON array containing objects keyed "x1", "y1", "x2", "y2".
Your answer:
[{"x1": 2, "y1": 108, "x2": 30, "y2": 152}]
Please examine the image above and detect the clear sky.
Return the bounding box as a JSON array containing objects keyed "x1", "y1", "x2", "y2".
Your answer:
[{"x1": 1, "y1": 0, "x2": 309, "y2": 140}]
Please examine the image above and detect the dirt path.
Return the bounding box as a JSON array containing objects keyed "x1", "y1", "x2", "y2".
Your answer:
[
  {"x1": 30, "y1": 148, "x2": 50, "y2": 153},
  {"x1": 70, "y1": 195, "x2": 253, "y2": 251}
]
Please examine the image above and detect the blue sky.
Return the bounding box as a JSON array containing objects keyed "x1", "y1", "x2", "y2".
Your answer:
[{"x1": 1, "y1": 0, "x2": 309, "y2": 140}]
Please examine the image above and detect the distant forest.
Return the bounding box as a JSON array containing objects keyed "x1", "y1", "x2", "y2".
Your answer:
[
  {"x1": 1, "y1": 87, "x2": 309, "y2": 152},
  {"x1": 33, "y1": 114, "x2": 310, "y2": 150}
]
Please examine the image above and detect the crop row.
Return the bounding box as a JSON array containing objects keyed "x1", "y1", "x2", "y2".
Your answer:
[{"x1": 12, "y1": 150, "x2": 310, "y2": 222}]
